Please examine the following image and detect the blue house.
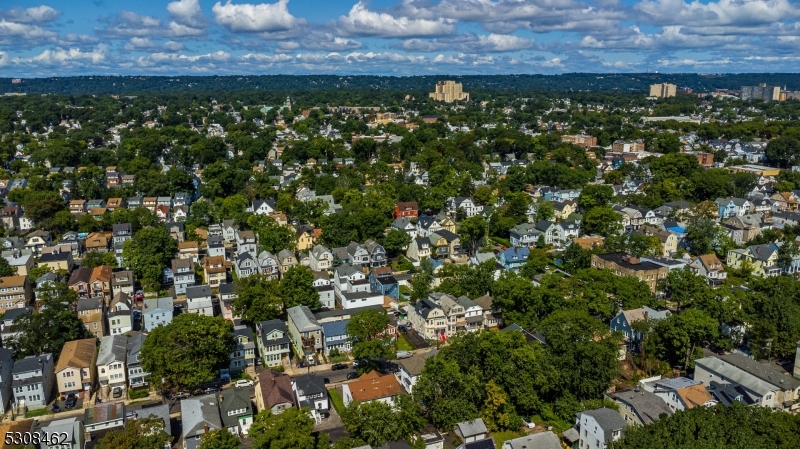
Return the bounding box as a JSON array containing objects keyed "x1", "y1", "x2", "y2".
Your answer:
[
  {"x1": 497, "y1": 246, "x2": 530, "y2": 271},
  {"x1": 611, "y1": 306, "x2": 670, "y2": 350},
  {"x1": 369, "y1": 268, "x2": 399, "y2": 301},
  {"x1": 321, "y1": 320, "x2": 351, "y2": 355}
]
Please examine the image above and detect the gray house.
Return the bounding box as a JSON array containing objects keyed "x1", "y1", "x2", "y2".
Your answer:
[
  {"x1": 11, "y1": 353, "x2": 55, "y2": 409},
  {"x1": 186, "y1": 285, "x2": 214, "y2": 316},
  {"x1": 181, "y1": 394, "x2": 222, "y2": 449},
  {"x1": 0, "y1": 347, "x2": 13, "y2": 413},
  {"x1": 172, "y1": 258, "x2": 196, "y2": 295},
  {"x1": 287, "y1": 305, "x2": 322, "y2": 356},
  {"x1": 256, "y1": 320, "x2": 291, "y2": 367},
  {"x1": 218, "y1": 388, "x2": 253, "y2": 436},
  {"x1": 38, "y1": 417, "x2": 85, "y2": 449},
  {"x1": 143, "y1": 297, "x2": 174, "y2": 331}
]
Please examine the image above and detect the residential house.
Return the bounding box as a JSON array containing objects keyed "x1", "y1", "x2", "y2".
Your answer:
[
  {"x1": 770, "y1": 191, "x2": 798, "y2": 212},
  {"x1": 178, "y1": 241, "x2": 200, "y2": 264},
  {"x1": 236, "y1": 229, "x2": 257, "y2": 255},
  {"x1": 497, "y1": 246, "x2": 530, "y2": 271},
  {"x1": 4, "y1": 249, "x2": 33, "y2": 276},
  {"x1": 255, "y1": 369, "x2": 294, "y2": 414},
  {"x1": 96, "y1": 335, "x2": 127, "y2": 390},
  {"x1": 142, "y1": 297, "x2": 173, "y2": 331},
  {"x1": 407, "y1": 297, "x2": 447, "y2": 341},
  {"x1": 428, "y1": 230, "x2": 463, "y2": 262},
  {"x1": 219, "y1": 283, "x2": 238, "y2": 321},
  {"x1": 502, "y1": 432, "x2": 561, "y2": 449},
  {"x1": 509, "y1": 223, "x2": 541, "y2": 248},
  {"x1": 256, "y1": 320, "x2": 291, "y2": 367},
  {"x1": 321, "y1": 319, "x2": 351, "y2": 355},
  {"x1": 364, "y1": 239, "x2": 387, "y2": 268},
  {"x1": 89, "y1": 265, "x2": 113, "y2": 305},
  {"x1": 181, "y1": 394, "x2": 222, "y2": 449},
  {"x1": 126, "y1": 331, "x2": 149, "y2": 389},
  {"x1": 333, "y1": 264, "x2": 367, "y2": 298},
  {"x1": 235, "y1": 252, "x2": 258, "y2": 279},
  {"x1": 689, "y1": 254, "x2": 727, "y2": 287},
  {"x1": 287, "y1": 305, "x2": 323, "y2": 356},
  {"x1": 346, "y1": 242, "x2": 371, "y2": 268},
  {"x1": 642, "y1": 377, "x2": 715, "y2": 411},
  {"x1": 310, "y1": 245, "x2": 333, "y2": 272},
  {"x1": 69, "y1": 200, "x2": 87, "y2": 215},
  {"x1": 230, "y1": 325, "x2": 256, "y2": 373},
  {"x1": 314, "y1": 275, "x2": 335, "y2": 309},
  {"x1": 68, "y1": 268, "x2": 92, "y2": 299},
  {"x1": 57, "y1": 231, "x2": 82, "y2": 258},
  {"x1": 247, "y1": 199, "x2": 277, "y2": 216},
  {"x1": 38, "y1": 417, "x2": 85, "y2": 449},
  {"x1": 726, "y1": 243, "x2": 781, "y2": 278},
  {"x1": 76, "y1": 296, "x2": 105, "y2": 337},
  {"x1": 575, "y1": 408, "x2": 626, "y2": 449},
  {"x1": 610, "y1": 306, "x2": 670, "y2": 351},
  {"x1": 55, "y1": 339, "x2": 96, "y2": 398},
  {"x1": 591, "y1": 253, "x2": 669, "y2": 293},
  {"x1": 257, "y1": 251, "x2": 280, "y2": 279},
  {"x1": 694, "y1": 353, "x2": 800, "y2": 412},
  {"x1": 392, "y1": 217, "x2": 418, "y2": 240},
  {"x1": 84, "y1": 232, "x2": 109, "y2": 253},
  {"x1": 37, "y1": 250, "x2": 73, "y2": 273},
  {"x1": 395, "y1": 349, "x2": 439, "y2": 394},
  {"x1": 111, "y1": 223, "x2": 132, "y2": 266},
  {"x1": 606, "y1": 389, "x2": 673, "y2": 426},
  {"x1": 473, "y1": 295, "x2": 501, "y2": 329},
  {"x1": 722, "y1": 214, "x2": 762, "y2": 244},
  {"x1": 202, "y1": 256, "x2": 228, "y2": 287},
  {"x1": 292, "y1": 374, "x2": 329, "y2": 424},
  {"x1": 0, "y1": 308, "x2": 31, "y2": 346},
  {"x1": 394, "y1": 201, "x2": 419, "y2": 218},
  {"x1": 296, "y1": 225, "x2": 316, "y2": 252},
  {"x1": 406, "y1": 237, "x2": 432, "y2": 265},
  {"x1": 416, "y1": 215, "x2": 443, "y2": 238},
  {"x1": 552, "y1": 200, "x2": 578, "y2": 220},
  {"x1": 109, "y1": 271, "x2": 134, "y2": 299},
  {"x1": 342, "y1": 371, "x2": 404, "y2": 407},
  {"x1": 0, "y1": 207, "x2": 21, "y2": 231},
  {"x1": 186, "y1": 285, "x2": 214, "y2": 316},
  {"x1": 277, "y1": 249, "x2": 297, "y2": 275},
  {"x1": 167, "y1": 222, "x2": 185, "y2": 243},
  {"x1": 635, "y1": 225, "x2": 679, "y2": 256},
  {"x1": 446, "y1": 197, "x2": 481, "y2": 218},
  {"x1": 108, "y1": 292, "x2": 133, "y2": 336},
  {"x1": 369, "y1": 268, "x2": 399, "y2": 301},
  {"x1": 715, "y1": 197, "x2": 752, "y2": 218},
  {"x1": 169, "y1": 258, "x2": 195, "y2": 296},
  {"x1": 24, "y1": 231, "x2": 50, "y2": 257},
  {"x1": 454, "y1": 418, "x2": 488, "y2": 444},
  {"x1": 206, "y1": 236, "x2": 226, "y2": 259},
  {"x1": 218, "y1": 388, "x2": 253, "y2": 436},
  {"x1": 221, "y1": 220, "x2": 238, "y2": 243},
  {"x1": 11, "y1": 353, "x2": 55, "y2": 409},
  {"x1": 0, "y1": 275, "x2": 32, "y2": 310}
]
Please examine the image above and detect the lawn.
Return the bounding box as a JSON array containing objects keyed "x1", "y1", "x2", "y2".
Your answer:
[
  {"x1": 328, "y1": 388, "x2": 345, "y2": 414},
  {"x1": 396, "y1": 334, "x2": 414, "y2": 351},
  {"x1": 329, "y1": 353, "x2": 348, "y2": 364},
  {"x1": 491, "y1": 430, "x2": 526, "y2": 448},
  {"x1": 25, "y1": 408, "x2": 51, "y2": 418}
]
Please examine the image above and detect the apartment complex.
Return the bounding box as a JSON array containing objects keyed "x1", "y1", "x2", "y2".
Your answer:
[
  {"x1": 649, "y1": 83, "x2": 677, "y2": 98},
  {"x1": 561, "y1": 134, "x2": 597, "y2": 149},
  {"x1": 612, "y1": 139, "x2": 645, "y2": 153},
  {"x1": 741, "y1": 84, "x2": 781, "y2": 102},
  {"x1": 429, "y1": 80, "x2": 469, "y2": 102},
  {"x1": 590, "y1": 253, "x2": 669, "y2": 293}
]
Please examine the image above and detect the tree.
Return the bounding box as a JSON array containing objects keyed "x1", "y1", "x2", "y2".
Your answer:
[
  {"x1": 685, "y1": 218, "x2": 725, "y2": 256},
  {"x1": 481, "y1": 380, "x2": 522, "y2": 432},
  {"x1": 534, "y1": 200, "x2": 555, "y2": 221},
  {"x1": 347, "y1": 309, "x2": 395, "y2": 365},
  {"x1": 140, "y1": 314, "x2": 235, "y2": 390},
  {"x1": 765, "y1": 135, "x2": 800, "y2": 168},
  {"x1": 122, "y1": 226, "x2": 178, "y2": 291},
  {"x1": 577, "y1": 184, "x2": 615, "y2": 211},
  {"x1": 233, "y1": 275, "x2": 283, "y2": 324},
  {"x1": 249, "y1": 407, "x2": 326, "y2": 449},
  {"x1": 658, "y1": 267, "x2": 711, "y2": 310},
  {"x1": 199, "y1": 429, "x2": 240, "y2": 449},
  {"x1": 582, "y1": 206, "x2": 622, "y2": 237},
  {"x1": 341, "y1": 395, "x2": 426, "y2": 447},
  {"x1": 96, "y1": 416, "x2": 172, "y2": 449},
  {"x1": 0, "y1": 257, "x2": 15, "y2": 277},
  {"x1": 279, "y1": 267, "x2": 320, "y2": 310},
  {"x1": 8, "y1": 285, "x2": 86, "y2": 358},
  {"x1": 383, "y1": 229, "x2": 412, "y2": 257},
  {"x1": 457, "y1": 215, "x2": 486, "y2": 256},
  {"x1": 81, "y1": 251, "x2": 118, "y2": 269},
  {"x1": 650, "y1": 309, "x2": 718, "y2": 369},
  {"x1": 248, "y1": 214, "x2": 297, "y2": 253},
  {"x1": 410, "y1": 258, "x2": 434, "y2": 301}
]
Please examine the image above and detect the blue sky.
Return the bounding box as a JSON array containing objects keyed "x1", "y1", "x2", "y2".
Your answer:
[{"x1": 1, "y1": 0, "x2": 799, "y2": 76}]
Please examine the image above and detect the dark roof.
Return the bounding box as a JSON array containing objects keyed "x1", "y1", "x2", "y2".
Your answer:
[
  {"x1": 186, "y1": 285, "x2": 211, "y2": 299},
  {"x1": 580, "y1": 408, "x2": 626, "y2": 440},
  {"x1": 218, "y1": 388, "x2": 252, "y2": 429},
  {"x1": 608, "y1": 389, "x2": 673, "y2": 425},
  {"x1": 463, "y1": 439, "x2": 496, "y2": 449},
  {"x1": 219, "y1": 283, "x2": 235, "y2": 295},
  {"x1": 2, "y1": 307, "x2": 31, "y2": 322},
  {"x1": 76, "y1": 296, "x2": 103, "y2": 312},
  {"x1": 595, "y1": 252, "x2": 664, "y2": 271},
  {"x1": 293, "y1": 374, "x2": 326, "y2": 396},
  {"x1": 68, "y1": 267, "x2": 92, "y2": 285},
  {"x1": 12, "y1": 353, "x2": 51, "y2": 374},
  {"x1": 38, "y1": 251, "x2": 71, "y2": 263}
]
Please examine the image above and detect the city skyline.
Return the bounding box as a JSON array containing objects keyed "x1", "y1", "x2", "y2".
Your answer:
[{"x1": 1, "y1": 0, "x2": 799, "y2": 77}]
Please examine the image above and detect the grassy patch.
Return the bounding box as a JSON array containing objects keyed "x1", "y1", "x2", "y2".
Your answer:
[
  {"x1": 127, "y1": 399, "x2": 151, "y2": 406},
  {"x1": 491, "y1": 430, "x2": 526, "y2": 448},
  {"x1": 128, "y1": 388, "x2": 149, "y2": 400},
  {"x1": 328, "y1": 388, "x2": 345, "y2": 414},
  {"x1": 396, "y1": 334, "x2": 413, "y2": 351},
  {"x1": 330, "y1": 354, "x2": 348, "y2": 364},
  {"x1": 491, "y1": 236, "x2": 511, "y2": 248},
  {"x1": 25, "y1": 408, "x2": 51, "y2": 418}
]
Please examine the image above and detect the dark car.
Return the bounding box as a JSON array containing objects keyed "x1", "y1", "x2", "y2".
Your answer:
[
  {"x1": 51, "y1": 404, "x2": 61, "y2": 413},
  {"x1": 64, "y1": 394, "x2": 77, "y2": 409},
  {"x1": 112, "y1": 387, "x2": 123, "y2": 398},
  {"x1": 331, "y1": 363, "x2": 348, "y2": 371},
  {"x1": 204, "y1": 386, "x2": 220, "y2": 393},
  {"x1": 346, "y1": 371, "x2": 359, "y2": 380},
  {"x1": 323, "y1": 377, "x2": 330, "y2": 384}
]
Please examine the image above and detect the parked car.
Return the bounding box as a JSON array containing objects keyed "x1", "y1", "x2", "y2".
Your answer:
[
  {"x1": 396, "y1": 350, "x2": 412, "y2": 359},
  {"x1": 64, "y1": 394, "x2": 77, "y2": 409},
  {"x1": 171, "y1": 392, "x2": 190, "y2": 400},
  {"x1": 331, "y1": 363, "x2": 348, "y2": 371},
  {"x1": 523, "y1": 418, "x2": 536, "y2": 429},
  {"x1": 323, "y1": 377, "x2": 330, "y2": 384},
  {"x1": 51, "y1": 404, "x2": 60, "y2": 413},
  {"x1": 346, "y1": 371, "x2": 359, "y2": 380},
  {"x1": 306, "y1": 354, "x2": 317, "y2": 366},
  {"x1": 235, "y1": 379, "x2": 254, "y2": 388},
  {"x1": 112, "y1": 387, "x2": 123, "y2": 398},
  {"x1": 204, "y1": 387, "x2": 220, "y2": 393}
]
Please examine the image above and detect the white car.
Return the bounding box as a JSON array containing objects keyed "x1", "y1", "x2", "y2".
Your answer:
[
  {"x1": 522, "y1": 418, "x2": 536, "y2": 429},
  {"x1": 234, "y1": 379, "x2": 254, "y2": 388}
]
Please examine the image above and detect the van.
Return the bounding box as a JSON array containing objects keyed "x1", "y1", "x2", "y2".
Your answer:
[{"x1": 306, "y1": 354, "x2": 316, "y2": 365}]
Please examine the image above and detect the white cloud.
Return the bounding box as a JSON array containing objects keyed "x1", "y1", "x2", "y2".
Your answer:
[
  {"x1": 22, "y1": 45, "x2": 109, "y2": 67},
  {"x1": 402, "y1": 33, "x2": 533, "y2": 52},
  {"x1": 212, "y1": 0, "x2": 306, "y2": 32},
  {"x1": 636, "y1": 0, "x2": 800, "y2": 30},
  {"x1": 0, "y1": 51, "x2": 8, "y2": 67},
  {"x1": 338, "y1": 1, "x2": 455, "y2": 37},
  {"x1": 0, "y1": 5, "x2": 61, "y2": 24},
  {"x1": 164, "y1": 41, "x2": 186, "y2": 51},
  {"x1": 0, "y1": 19, "x2": 58, "y2": 47},
  {"x1": 168, "y1": 0, "x2": 205, "y2": 27},
  {"x1": 124, "y1": 37, "x2": 159, "y2": 51},
  {"x1": 277, "y1": 34, "x2": 363, "y2": 52}
]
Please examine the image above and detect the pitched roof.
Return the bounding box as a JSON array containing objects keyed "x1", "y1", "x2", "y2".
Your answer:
[
  {"x1": 218, "y1": 388, "x2": 252, "y2": 428},
  {"x1": 396, "y1": 348, "x2": 438, "y2": 377},
  {"x1": 502, "y1": 431, "x2": 561, "y2": 449},
  {"x1": 608, "y1": 389, "x2": 673, "y2": 425},
  {"x1": 456, "y1": 418, "x2": 487, "y2": 437},
  {"x1": 675, "y1": 384, "x2": 714, "y2": 409},
  {"x1": 580, "y1": 408, "x2": 626, "y2": 440},
  {"x1": 287, "y1": 305, "x2": 321, "y2": 331},
  {"x1": 257, "y1": 369, "x2": 295, "y2": 410},
  {"x1": 181, "y1": 394, "x2": 222, "y2": 437},
  {"x1": 56, "y1": 338, "x2": 96, "y2": 372},
  {"x1": 90, "y1": 265, "x2": 113, "y2": 282},
  {"x1": 348, "y1": 371, "x2": 404, "y2": 402}
]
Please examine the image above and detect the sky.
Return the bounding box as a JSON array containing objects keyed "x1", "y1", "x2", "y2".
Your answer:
[{"x1": 0, "y1": 0, "x2": 799, "y2": 77}]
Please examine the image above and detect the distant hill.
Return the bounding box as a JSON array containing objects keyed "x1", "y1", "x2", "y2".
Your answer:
[{"x1": 1, "y1": 73, "x2": 800, "y2": 95}]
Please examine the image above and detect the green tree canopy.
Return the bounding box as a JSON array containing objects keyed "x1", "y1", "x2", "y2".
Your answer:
[{"x1": 96, "y1": 416, "x2": 172, "y2": 449}]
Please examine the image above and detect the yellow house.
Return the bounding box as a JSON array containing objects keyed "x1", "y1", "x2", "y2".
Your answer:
[
  {"x1": 55, "y1": 338, "x2": 97, "y2": 397},
  {"x1": 437, "y1": 216, "x2": 456, "y2": 233},
  {"x1": 295, "y1": 226, "x2": 315, "y2": 252},
  {"x1": 637, "y1": 225, "x2": 679, "y2": 257},
  {"x1": 726, "y1": 243, "x2": 781, "y2": 277}
]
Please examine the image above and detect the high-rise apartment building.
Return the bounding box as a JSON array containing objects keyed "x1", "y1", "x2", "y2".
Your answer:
[
  {"x1": 741, "y1": 83, "x2": 781, "y2": 102},
  {"x1": 649, "y1": 83, "x2": 677, "y2": 98},
  {"x1": 429, "y1": 81, "x2": 469, "y2": 102}
]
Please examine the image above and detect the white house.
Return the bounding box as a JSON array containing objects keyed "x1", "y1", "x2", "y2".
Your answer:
[{"x1": 575, "y1": 408, "x2": 625, "y2": 449}]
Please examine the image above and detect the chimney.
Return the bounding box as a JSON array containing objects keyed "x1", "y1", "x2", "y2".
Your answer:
[
  {"x1": 628, "y1": 256, "x2": 640, "y2": 265},
  {"x1": 203, "y1": 423, "x2": 209, "y2": 434}
]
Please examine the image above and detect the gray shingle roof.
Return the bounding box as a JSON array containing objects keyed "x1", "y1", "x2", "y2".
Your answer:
[{"x1": 580, "y1": 408, "x2": 626, "y2": 439}]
